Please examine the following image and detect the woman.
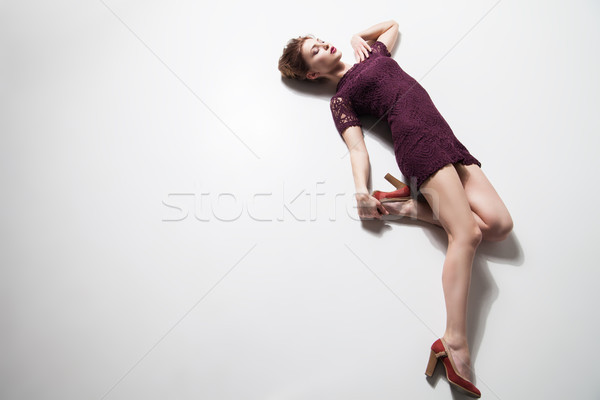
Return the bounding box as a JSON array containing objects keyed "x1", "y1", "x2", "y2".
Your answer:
[{"x1": 278, "y1": 20, "x2": 513, "y2": 398}]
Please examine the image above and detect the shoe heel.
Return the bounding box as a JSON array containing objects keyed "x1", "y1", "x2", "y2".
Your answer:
[
  {"x1": 425, "y1": 349, "x2": 437, "y2": 376},
  {"x1": 384, "y1": 173, "x2": 407, "y2": 190}
]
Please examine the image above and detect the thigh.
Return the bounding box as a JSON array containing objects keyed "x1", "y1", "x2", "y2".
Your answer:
[
  {"x1": 453, "y1": 163, "x2": 512, "y2": 229},
  {"x1": 419, "y1": 164, "x2": 480, "y2": 241}
]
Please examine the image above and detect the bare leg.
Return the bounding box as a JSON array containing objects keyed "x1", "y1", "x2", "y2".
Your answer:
[
  {"x1": 383, "y1": 197, "x2": 485, "y2": 229},
  {"x1": 383, "y1": 164, "x2": 513, "y2": 242},
  {"x1": 419, "y1": 163, "x2": 482, "y2": 382},
  {"x1": 454, "y1": 163, "x2": 513, "y2": 242},
  {"x1": 382, "y1": 197, "x2": 443, "y2": 226}
]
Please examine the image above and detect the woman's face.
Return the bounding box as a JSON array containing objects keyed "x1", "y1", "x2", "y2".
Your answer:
[{"x1": 301, "y1": 37, "x2": 341, "y2": 79}]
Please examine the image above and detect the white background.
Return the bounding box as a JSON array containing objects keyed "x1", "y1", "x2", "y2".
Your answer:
[{"x1": 1, "y1": 0, "x2": 599, "y2": 399}]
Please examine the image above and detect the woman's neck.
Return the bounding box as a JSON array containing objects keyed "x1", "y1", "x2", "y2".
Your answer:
[{"x1": 328, "y1": 62, "x2": 354, "y2": 86}]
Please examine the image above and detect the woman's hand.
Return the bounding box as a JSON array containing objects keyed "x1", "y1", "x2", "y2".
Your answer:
[
  {"x1": 355, "y1": 192, "x2": 389, "y2": 220},
  {"x1": 351, "y1": 34, "x2": 372, "y2": 62}
]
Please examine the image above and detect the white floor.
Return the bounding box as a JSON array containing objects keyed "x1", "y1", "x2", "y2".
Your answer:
[{"x1": 1, "y1": 1, "x2": 599, "y2": 399}]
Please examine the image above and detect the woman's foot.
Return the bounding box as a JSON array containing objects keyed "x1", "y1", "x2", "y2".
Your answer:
[
  {"x1": 381, "y1": 198, "x2": 418, "y2": 219},
  {"x1": 382, "y1": 198, "x2": 443, "y2": 228},
  {"x1": 441, "y1": 335, "x2": 473, "y2": 382}
]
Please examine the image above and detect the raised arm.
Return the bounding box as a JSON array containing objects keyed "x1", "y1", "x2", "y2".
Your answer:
[{"x1": 352, "y1": 20, "x2": 399, "y2": 58}]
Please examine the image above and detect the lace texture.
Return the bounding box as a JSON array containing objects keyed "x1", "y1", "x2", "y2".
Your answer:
[
  {"x1": 330, "y1": 40, "x2": 481, "y2": 191},
  {"x1": 369, "y1": 40, "x2": 391, "y2": 57},
  {"x1": 329, "y1": 96, "x2": 362, "y2": 136}
]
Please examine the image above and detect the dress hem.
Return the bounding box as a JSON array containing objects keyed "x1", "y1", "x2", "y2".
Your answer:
[{"x1": 406, "y1": 156, "x2": 482, "y2": 194}]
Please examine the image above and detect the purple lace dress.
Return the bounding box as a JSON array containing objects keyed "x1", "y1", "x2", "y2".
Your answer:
[{"x1": 330, "y1": 40, "x2": 481, "y2": 192}]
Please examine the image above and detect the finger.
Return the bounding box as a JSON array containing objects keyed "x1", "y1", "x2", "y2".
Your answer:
[
  {"x1": 377, "y1": 201, "x2": 389, "y2": 215},
  {"x1": 363, "y1": 47, "x2": 369, "y2": 58}
]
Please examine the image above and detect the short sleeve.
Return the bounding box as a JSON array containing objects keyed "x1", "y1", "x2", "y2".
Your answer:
[
  {"x1": 370, "y1": 40, "x2": 391, "y2": 57},
  {"x1": 330, "y1": 96, "x2": 362, "y2": 137}
]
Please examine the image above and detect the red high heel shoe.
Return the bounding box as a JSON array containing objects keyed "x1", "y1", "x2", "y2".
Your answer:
[
  {"x1": 425, "y1": 338, "x2": 481, "y2": 398},
  {"x1": 372, "y1": 173, "x2": 411, "y2": 203}
]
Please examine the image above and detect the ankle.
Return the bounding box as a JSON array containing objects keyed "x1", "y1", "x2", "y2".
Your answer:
[{"x1": 442, "y1": 333, "x2": 468, "y2": 351}]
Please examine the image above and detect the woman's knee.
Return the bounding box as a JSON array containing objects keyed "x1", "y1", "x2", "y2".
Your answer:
[
  {"x1": 449, "y1": 222, "x2": 483, "y2": 247},
  {"x1": 484, "y1": 214, "x2": 514, "y2": 241}
]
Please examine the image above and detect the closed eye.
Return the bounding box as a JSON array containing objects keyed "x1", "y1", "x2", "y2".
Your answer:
[
  {"x1": 313, "y1": 39, "x2": 325, "y2": 56},
  {"x1": 313, "y1": 39, "x2": 325, "y2": 55}
]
